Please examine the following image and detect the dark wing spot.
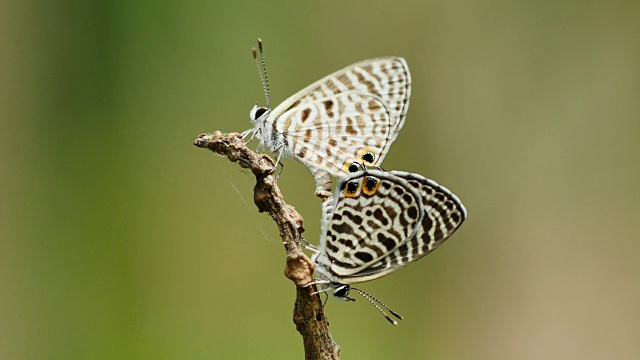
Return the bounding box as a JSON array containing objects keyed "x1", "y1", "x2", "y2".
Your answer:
[
  {"x1": 422, "y1": 214, "x2": 433, "y2": 234},
  {"x1": 348, "y1": 163, "x2": 359, "y2": 173},
  {"x1": 345, "y1": 117, "x2": 358, "y2": 135},
  {"x1": 451, "y1": 212, "x2": 461, "y2": 223},
  {"x1": 301, "y1": 108, "x2": 311, "y2": 122},
  {"x1": 407, "y1": 205, "x2": 419, "y2": 220},
  {"x1": 373, "y1": 208, "x2": 389, "y2": 226},
  {"x1": 434, "y1": 225, "x2": 444, "y2": 242},
  {"x1": 323, "y1": 100, "x2": 334, "y2": 112},
  {"x1": 377, "y1": 233, "x2": 396, "y2": 252},
  {"x1": 328, "y1": 138, "x2": 337, "y2": 147},
  {"x1": 332, "y1": 222, "x2": 354, "y2": 235},
  {"x1": 368, "y1": 100, "x2": 381, "y2": 111},
  {"x1": 354, "y1": 252, "x2": 374, "y2": 263},
  {"x1": 326, "y1": 243, "x2": 339, "y2": 254}
]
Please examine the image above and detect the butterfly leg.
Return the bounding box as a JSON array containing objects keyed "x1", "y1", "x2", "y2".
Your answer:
[
  {"x1": 304, "y1": 244, "x2": 320, "y2": 253},
  {"x1": 241, "y1": 129, "x2": 253, "y2": 142},
  {"x1": 299, "y1": 236, "x2": 319, "y2": 251},
  {"x1": 304, "y1": 279, "x2": 330, "y2": 287},
  {"x1": 273, "y1": 145, "x2": 285, "y2": 181},
  {"x1": 306, "y1": 279, "x2": 332, "y2": 301},
  {"x1": 321, "y1": 291, "x2": 329, "y2": 307},
  {"x1": 242, "y1": 128, "x2": 261, "y2": 143}
]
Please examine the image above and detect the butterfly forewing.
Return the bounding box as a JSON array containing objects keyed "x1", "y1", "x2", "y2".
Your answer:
[
  {"x1": 336, "y1": 171, "x2": 467, "y2": 283},
  {"x1": 278, "y1": 92, "x2": 393, "y2": 174},
  {"x1": 319, "y1": 171, "x2": 424, "y2": 277},
  {"x1": 261, "y1": 57, "x2": 411, "y2": 177}
]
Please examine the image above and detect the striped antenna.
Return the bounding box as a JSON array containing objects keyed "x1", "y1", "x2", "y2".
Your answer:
[
  {"x1": 252, "y1": 38, "x2": 270, "y2": 108},
  {"x1": 351, "y1": 287, "x2": 403, "y2": 326}
]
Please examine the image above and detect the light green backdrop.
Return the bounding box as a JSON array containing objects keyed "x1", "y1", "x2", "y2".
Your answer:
[{"x1": 2, "y1": 1, "x2": 639, "y2": 359}]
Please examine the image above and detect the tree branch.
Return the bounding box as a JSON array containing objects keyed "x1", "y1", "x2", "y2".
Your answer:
[{"x1": 194, "y1": 131, "x2": 340, "y2": 360}]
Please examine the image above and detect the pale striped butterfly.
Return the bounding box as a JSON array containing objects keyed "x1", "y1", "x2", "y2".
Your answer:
[
  {"x1": 243, "y1": 39, "x2": 411, "y2": 197},
  {"x1": 309, "y1": 170, "x2": 467, "y2": 324}
]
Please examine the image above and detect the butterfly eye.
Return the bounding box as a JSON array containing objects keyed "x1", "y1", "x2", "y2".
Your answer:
[
  {"x1": 362, "y1": 152, "x2": 375, "y2": 164},
  {"x1": 254, "y1": 107, "x2": 267, "y2": 120},
  {"x1": 333, "y1": 285, "x2": 351, "y2": 298},
  {"x1": 362, "y1": 177, "x2": 380, "y2": 194},
  {"x1": 251, "y1": 106, "x2": 269, "y2": 121}
]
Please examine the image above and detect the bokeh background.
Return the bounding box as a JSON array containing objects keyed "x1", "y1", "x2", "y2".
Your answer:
[{"x1": 2, "y1": 1, "x2": 639, "y2": 359}]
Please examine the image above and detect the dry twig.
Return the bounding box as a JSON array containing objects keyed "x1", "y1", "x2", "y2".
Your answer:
[{"x1": 194, "y1": 131, "x2": 340, "y2": 360}]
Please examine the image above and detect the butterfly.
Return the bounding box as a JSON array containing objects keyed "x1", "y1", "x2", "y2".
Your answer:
[
  {"x1": 310, "y1": 170, "x2": 467, "y2": 324},
  {"x1": 244, "y1": 39, "x2": 411, "y2": 197}
]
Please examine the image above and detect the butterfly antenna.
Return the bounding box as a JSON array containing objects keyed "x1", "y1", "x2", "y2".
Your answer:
[
  {"x1": 359, "y1": 288, "x2": 404, "y2": 320},
  {"x1": 350, "y1": 287, "x2": 403, "y2": 325},
  {"x1": 252, "y1": 38, "x2": 271, "y2": 108}
]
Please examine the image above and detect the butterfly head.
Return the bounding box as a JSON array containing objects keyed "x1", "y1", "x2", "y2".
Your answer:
[
  {"x1": 250, "y1": 104, "x2": 270, "y2": 125},
  {"x1": 331, "y1": 284, "x2": 355, "y2": 301}
]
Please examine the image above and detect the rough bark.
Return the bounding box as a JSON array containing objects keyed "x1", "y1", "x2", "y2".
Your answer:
[{"x1": 194, "y1": 131, "x2": 340, "y2": 360}]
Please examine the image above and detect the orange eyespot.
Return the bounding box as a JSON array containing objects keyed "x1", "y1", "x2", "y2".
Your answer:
[
  {"x1": 344, "y1": 181, "x2": 360, "y2": 197},
  {"x1": 361, "y1": 177, "x2": 380, "y2": 195}
]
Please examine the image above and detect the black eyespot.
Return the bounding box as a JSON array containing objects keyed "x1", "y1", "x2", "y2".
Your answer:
[
  {"x1": 348, "y1": 163, "x2": 359, "y2": 173},
  {"x1": 347, "y1": 181, "x2": 358, "y2": 193},
  {"x1": 365, "y1": 178, "x2": 377, "y2": 191},
  {"x1": 253, "y1": 107, "x2": 268, "y2": 120},
  {"x1": 362, "y1": 152, "x2": 375, "y2": 164}
]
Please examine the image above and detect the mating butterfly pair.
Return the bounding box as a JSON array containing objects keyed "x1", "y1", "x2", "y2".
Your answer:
[{"x1": 239, "y1": 39, "x2": 466, "y2": 324}]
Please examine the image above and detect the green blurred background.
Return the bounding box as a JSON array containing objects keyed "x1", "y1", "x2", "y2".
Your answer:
[{"x1": 2, "y1": 1, "x2": 639, "y2": 359}]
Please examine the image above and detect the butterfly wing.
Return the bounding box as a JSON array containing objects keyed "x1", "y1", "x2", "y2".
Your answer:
[
  {"x1": 338, "y1": 171, "x2": 467, "y2": 283},
  {"x1": 316, "y1": 171, "x2": 424, "y2": 279},
  {"x1": 269, "y1": 58, "x2": 411, "y2": 175},
  {"x1": 277, "y1": 92, "x2": 393, "y2": 174}
]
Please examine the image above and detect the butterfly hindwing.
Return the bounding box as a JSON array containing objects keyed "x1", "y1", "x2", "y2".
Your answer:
[
  {"x1": 318, "y1": 171, "x2": 424, "y2": 277},
  {"x1": 334, "y1": 171, "x2": 467, "y2": 283}
]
